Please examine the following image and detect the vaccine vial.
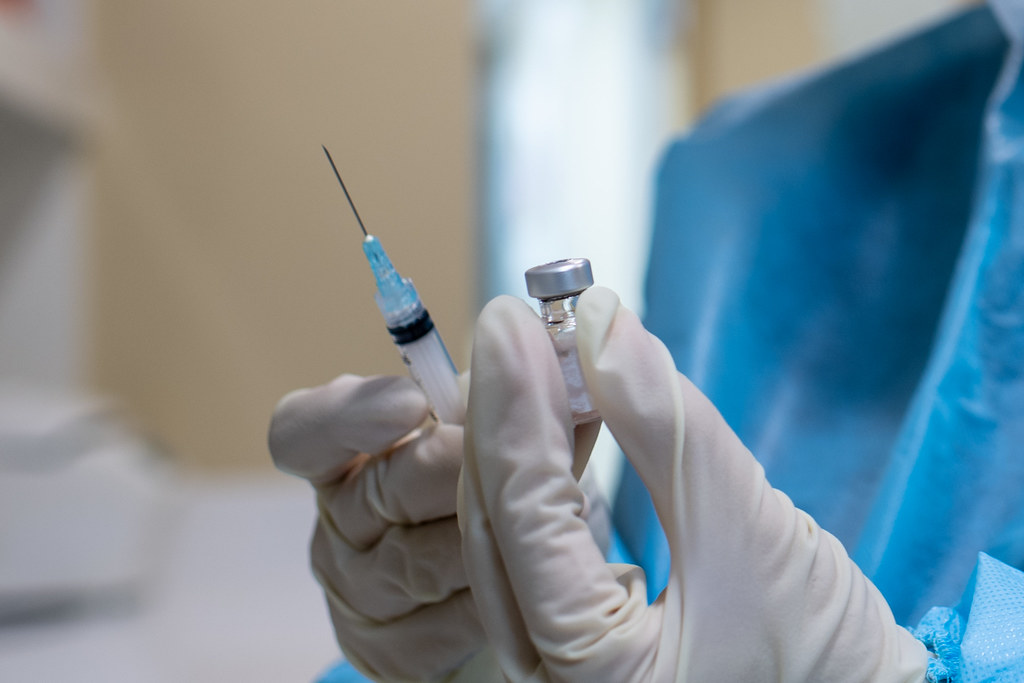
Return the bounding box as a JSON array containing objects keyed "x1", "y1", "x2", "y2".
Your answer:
[{"x1": 525, "y1": 258, "x2": 601, "y2": 425}]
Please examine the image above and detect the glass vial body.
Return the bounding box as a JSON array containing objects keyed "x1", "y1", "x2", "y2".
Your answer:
[{"x1": 538, "y1": 295, "x2": 600, "y2": 425}]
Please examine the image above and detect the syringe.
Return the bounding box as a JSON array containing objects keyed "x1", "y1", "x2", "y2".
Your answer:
[{"x1": 322, "y1": 146, "x2": 463, "y2": 424}]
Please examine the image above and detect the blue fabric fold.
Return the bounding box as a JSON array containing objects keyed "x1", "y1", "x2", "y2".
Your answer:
[
  {"x1": 856, "y1": 0, "x2": 1024, "y2": 623},
  {"x1": 910, "y1": 607, "x2": 964, "y2": 682}
]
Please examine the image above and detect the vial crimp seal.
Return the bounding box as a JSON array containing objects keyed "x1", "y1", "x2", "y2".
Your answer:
[{"x1": 525, "y1": 258, "x2": 601, "y2": 425}]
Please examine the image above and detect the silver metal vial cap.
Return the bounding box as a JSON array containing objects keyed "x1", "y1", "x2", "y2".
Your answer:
[{"x1": 524, "y1": 258, "x2": 594, "y2": 300}]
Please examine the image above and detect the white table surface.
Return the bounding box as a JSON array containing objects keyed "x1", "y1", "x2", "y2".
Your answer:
[{"x1": 0, "y1": 473, "x2": 342, "y2": 682}]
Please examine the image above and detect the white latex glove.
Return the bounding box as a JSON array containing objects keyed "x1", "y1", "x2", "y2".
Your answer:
[
  {"x1": 458, "y1": 287, "x2": 929, "y2": 682},
  {"x1": 269, "y1": 374, "x2": 498, "y2": 682}
]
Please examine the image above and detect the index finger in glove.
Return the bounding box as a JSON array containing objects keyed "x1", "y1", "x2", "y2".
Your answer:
[
  {"x1": 576, "y1": 287, "x2": 770, "y2": 566},
  {"x1": 318, "y1": 422, "x2": 463, "y2": 549},
  {"x1": 575, "y1": 287, "x2": 688, "y2": 540},
  {"x1": 461, "y1": 296, "x2": 655, "y2": 679},
  {"x1": 574, "y1": 294, "x2": 930, "y2": 683},
  {"x1": 268, "y1": 374, "x2": 429, "y2": 484}
]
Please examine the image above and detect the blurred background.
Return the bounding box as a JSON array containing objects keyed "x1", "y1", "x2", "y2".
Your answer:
[{"x1": 0, "y1": 0, "x2": 973, "y2": 680}]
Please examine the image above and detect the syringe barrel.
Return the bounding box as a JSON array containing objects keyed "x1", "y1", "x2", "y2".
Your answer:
[
  {"x1": 363, "y1": 234, "x2": 462, "y2": 423},
  {"x1": 393, "y1": 324, "x2": 463, "y2": 424}
]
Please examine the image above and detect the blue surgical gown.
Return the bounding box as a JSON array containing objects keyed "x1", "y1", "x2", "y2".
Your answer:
[{"x1": 614, "y1": 1, "x2": 1024, "y2": 679}]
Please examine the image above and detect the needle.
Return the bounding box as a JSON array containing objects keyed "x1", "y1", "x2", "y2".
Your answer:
[{"x1": 322, "y1": 145, "x2": 367, "y2": 237}]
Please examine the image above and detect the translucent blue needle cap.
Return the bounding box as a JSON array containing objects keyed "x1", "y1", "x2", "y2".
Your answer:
[{"x1": 362, "y1": 235, "x2": 423, "y2": 327}]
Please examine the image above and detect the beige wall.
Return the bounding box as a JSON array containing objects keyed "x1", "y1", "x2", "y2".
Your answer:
[
  {"x1": 686, "y1": 0, "x2": 976, "y2": 114},
  {"x1": 688, "y1": 0, "x2": 822, "y2": 114},
  {"x1": 89, "y1": 2, "x2": 475, "y2": 469}
]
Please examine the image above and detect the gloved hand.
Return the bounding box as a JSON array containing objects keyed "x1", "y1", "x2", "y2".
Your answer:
[
  {"x1": 458, "y1": 287, "x2": 929, "y2": 682},
  {"x1": 269, "y1": 374, "x2": 496, "y2": 682}
]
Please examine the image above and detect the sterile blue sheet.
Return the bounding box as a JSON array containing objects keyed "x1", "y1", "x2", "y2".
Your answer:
[{"x1": 616, "y1": 0, "x2": 1024, "y2": 670}]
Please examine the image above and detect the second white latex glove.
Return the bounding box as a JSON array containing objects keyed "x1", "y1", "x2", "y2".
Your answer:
[
  {"x1": 458, "y1": 287, "x2": 928, "y2": 682},
  {"x1": 270, "y1": 375, "x2": 494, "y2": 682},
  {"x1": 270, "y1": 372, "x2": 608, "y2": 682}
]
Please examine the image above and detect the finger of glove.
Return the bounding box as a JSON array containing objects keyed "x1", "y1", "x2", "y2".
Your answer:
[
  {"x1": 462, "y1": 296, "x2": 656, "y2": 677},
  {"x1": 576, "y1": 286, "x2": 798, "y2": 558},
  {"x1": 316, "y1": 555, "x2": 485, "y2": 683},
  {"x1": 575, "y1": 287, "x2": 746, "y2": 611},
  {"x1": 574, "y1": 288, "x2": 691, "y2": 537},
  {"x1": 575, "y1": 288, "x2": 930, "y2": 681},
  {"x1": 459, "y1": 460, "x2": 634, "y2": 682},
  {"x1": 317, "y1": 423, "x2": 462, "y2": 549},
  {"x1": 269, "y1": 374, "x2": 429, "y2": 484},
  {"x1": 312, "y1": 515, "x2": 468, "y2": 623},
  {"x1": 459, "y1": 447, "x2": 540, "y2": 680}
]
